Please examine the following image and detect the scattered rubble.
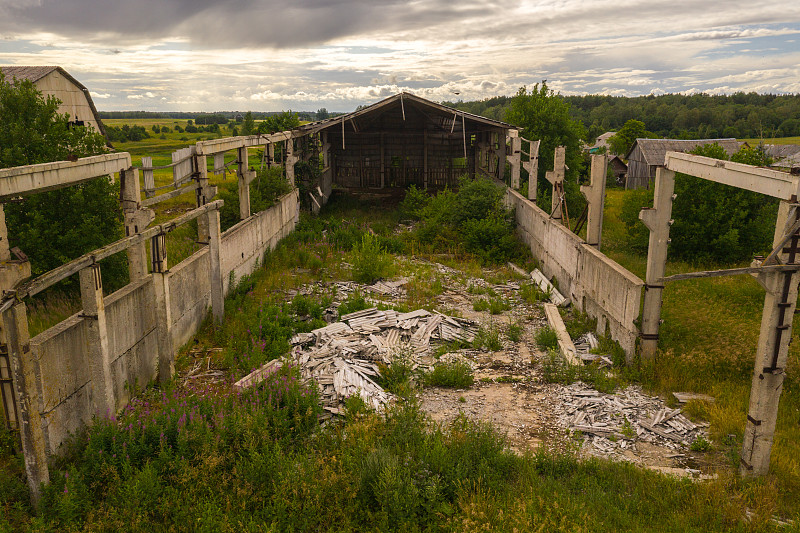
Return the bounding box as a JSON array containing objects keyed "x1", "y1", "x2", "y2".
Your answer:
[
  {"x1": 290, "y1": 306, "x2": 479, "y2": 418},
  {"x1": 555, "y1": 382, "x2": 709, "y2": 458}
]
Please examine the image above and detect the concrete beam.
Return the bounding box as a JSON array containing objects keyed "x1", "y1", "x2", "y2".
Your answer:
[
  {"x1": 150, "y1": 232, "x2": 173, "y2": 384},
  {"x1": 545, "y1": 146, "x2": 566, "y2": 223},
  {"x1": 580, "y1": 154, "x2": 608, "y2": 248},
  {"x1": 523, "y1": 139, "x2": 540, "y2": 201},
  {"x1": 665, "y1": 151, "x2": 799, "y2": 200},
  {"x1": 79, "y1": 264, "x2": 115, "y2": 416},
  {"x1": 508, "y1": 133, "x2": 522, "y2": 190},
  {"x1": 0, "y1": 153, "x2": 131, "y2": 200},
  {"x1": 120, "y1": 168, "x2": 151, "y2": 281},
  {"x1": 237, "y1": 147, "x2": 251, "y2": 220},
  {"x1": 195, "y1": 131, "x2": 297, "y2": 156},
  {"x1": 639, "y1": 168, "x2": 676, "y2": 359}
]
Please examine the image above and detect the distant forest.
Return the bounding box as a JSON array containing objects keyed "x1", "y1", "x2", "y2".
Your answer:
[
  {"x1": 443, "y1": 92, "x2": 800, "y2": 141},
  {"x1": 98, "y1": 110, "x2": 328, "y2": 123},
  {"x1": 100, "y1": 91, "x2": 800, "y2": 142}
]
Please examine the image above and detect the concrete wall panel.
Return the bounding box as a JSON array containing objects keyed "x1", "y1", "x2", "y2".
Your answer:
[
  {"x1": 507, "y1": 189, "x2": 643, "y2": 354},
  {"x1": 29, "y1": 316, "x2": 91, "y2": 455},
  {"x1": 22, "y1": 190, "x2": 299, "y2": 459}
]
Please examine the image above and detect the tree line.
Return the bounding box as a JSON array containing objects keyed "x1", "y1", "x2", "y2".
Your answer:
[{"x1": 444, "y1": 92, "x2": 800, "y2": 141}]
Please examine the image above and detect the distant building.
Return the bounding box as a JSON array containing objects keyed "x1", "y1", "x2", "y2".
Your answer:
[
  {"x1": 608, "y1": 155, "x2": 627, "y2": 185},
  {"x1": 624, "y1": 138, "x2": 742, "y2": 189},
  {"x1": 0, "y1": 66, "x2": 106, "y2": 137},
  {"x1": 761, "y1": 144, "x2": 800, "y2": 166},
  {"x1": 586, "y1": 131, "x2": 615, "y2": 154}
]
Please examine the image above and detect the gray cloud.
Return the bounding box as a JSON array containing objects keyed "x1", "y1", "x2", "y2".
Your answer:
[{"x1": 0, "y1": 0, "x2": 494, "y2": 47}]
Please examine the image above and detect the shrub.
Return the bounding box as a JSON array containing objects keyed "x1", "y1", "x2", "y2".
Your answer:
[
  {"x1": 399, "y1": 184, "x2": 429, "y2": 220},
  {"x1": 473, "y1": 324, "x2": 502, "y2": 351},
  {"x1": 338, "y1": 290, "x2": 370, "y2": 317},
  {"x1": 507, "y1": 321, "x2": 523, "y2": 342},
  {"x1": 380, "y1": 347, "x2": 417, "y2": 396},
  {"x1": 535, "y1": 326, "x2": 559, "y2": 350},
  {"x1": 423, "y1": 360, "x2": 474, "y2": 388},
  {"x1": 351, "y1": 233, "x2": 392, "y2": 284}
]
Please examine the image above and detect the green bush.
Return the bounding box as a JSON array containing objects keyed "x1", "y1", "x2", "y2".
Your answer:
[
  {"x1": 399, "y1": 184, "x2": 429, "y2": 220},
  {"x1": 412, "y1": 177, "x2": 527, "y2": 264},
  {"x1": 423, "y1": 360, "x2": 474, "y2": 388},
  {"x1": 338, "y1": 290, "x2": 371, "y2": 317},
  {"x1": 535, "y1": 326, "x2": 559, "y2": 350},
  {"x1": 473, "y1": 324, "x2": 502, "y2": 351},
  {"x1": 351, "y1": 233, "x2": 392, "y2": 284}
]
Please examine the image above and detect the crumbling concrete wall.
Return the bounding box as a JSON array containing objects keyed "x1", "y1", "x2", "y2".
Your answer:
[
  {"x1": 29, "y1": 278, "x2": 158, "y2": 455},
  {"x1": 25, "y1": 190, "x2": 298, "y2": 455},
  {"x1": 169, "y1": 189, "x2": 299, "y2": 350},
  {"x1": 506, "y1": 189, "x2": 643, "y2": 355}
]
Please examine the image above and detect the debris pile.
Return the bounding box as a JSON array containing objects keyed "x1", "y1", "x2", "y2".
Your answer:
[
  {"x1": 290, "y1": 307, "x2": 479, "y2": 418},
  {"x1": 555, "y1": 383, "x2": 709, "y2": 456}
]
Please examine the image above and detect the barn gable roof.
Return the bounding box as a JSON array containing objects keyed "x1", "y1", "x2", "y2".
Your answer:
[
  {"x1": 0, "y1": 65, "x2": 106, "y2": 137},
  {"x1": 297, "y1": 92, "x2": 514, "y2": 136},
  {"x1": 626, "y1": 138, "x2": 742, "y2": 165}
]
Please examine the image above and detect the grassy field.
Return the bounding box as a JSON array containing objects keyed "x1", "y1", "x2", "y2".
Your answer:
[{"x1": 602, "y1": 188, "x2": 800, "y2": 513}]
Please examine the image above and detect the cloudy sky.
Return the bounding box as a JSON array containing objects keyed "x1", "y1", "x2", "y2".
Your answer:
[{"x1": 1, "y1": 0, "x2": 799, "y2": 112}]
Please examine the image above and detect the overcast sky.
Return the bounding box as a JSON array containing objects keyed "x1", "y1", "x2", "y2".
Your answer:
[{"x1": 1, "y1": 0, "x2": 799, "y2": 112}]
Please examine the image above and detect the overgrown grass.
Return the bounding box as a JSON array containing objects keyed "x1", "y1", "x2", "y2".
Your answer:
[
  {"x1": 535, "y1": 326, "x2": 559, "y2": 351},
  {"x1": 603, "y1": 188, "x2": 800, "y2": 516},
  {"x1": 5, "y1": 188, "x2": 800, "y2": 530},
  {"x1": 423, "y1": 360, "x2": 475, "y2": 388},
  {"x1": 541, "y1": 349, "x2": 619, "y2": 394}
]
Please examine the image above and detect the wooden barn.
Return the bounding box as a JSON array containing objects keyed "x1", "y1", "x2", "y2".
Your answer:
[
  {"x1": 295, "y1": 93, "x2": 515, "y2": 193},
  {"x1": 624, "y1": 138, "x2": 742, "y2": 189},
  {"x1": 608, "y1": 155, "x2": 627, "y2": 185},
  {"x1": 0, "y1": 66, "x2": 106, "y2": 137}
]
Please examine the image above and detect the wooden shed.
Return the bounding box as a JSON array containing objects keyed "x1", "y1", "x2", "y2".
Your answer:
[
  {"x1": 0, "y1": 66, "x2": 106, "y2": 137},
  {"x1": 624, "y1": 138, "x2": 741, "y2": 189},
  {"x1": 295, "y1": 93, "x2": 515, "y2": 193}
]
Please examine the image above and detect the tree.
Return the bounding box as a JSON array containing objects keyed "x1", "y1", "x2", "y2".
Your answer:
[
  {"x1": 608, "y1": 119, "x2": 656, "y2": 155},
  {"x1": 242, "y1": 111, "x2": 255, "y2": 136},
  {"x1": 0, "y1": 72, "x2": 125, "y2": 291},
  {"x1": 316, "y1": 108, "x2": 329, "y2": 120},
  {"x1": 257, "y1": 111, "x2": 300, "y2": 135},
  {"x1": 504, "y1": 83, "x2": 587, "y2": 215},
  {"x1": 619, "y1": 143, "x2": 778, "y2": 263}
]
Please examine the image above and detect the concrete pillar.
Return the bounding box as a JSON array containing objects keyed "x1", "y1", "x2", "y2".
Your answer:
[
  {"x1": 237, "y1": 147, "x2": 251, "y2": 220},
  {"x1": 544, "y1": 146, "x2": 566, "y2": 223},
  {"x1": 508, "y1": 131, "x2": 521, "y2": 190},
  {"x1": 580, "y1": 154, "x2": 608, "y2": 248},
  {"x1": 285, "y1": 139, "x2": 298, "y2": 187},
  {"x1": 638, "y1": 167, "x2": 676, "y2": 360},
  {"x1": 741, "y1": 200, "x2": 800, "y2": 476},
  {"x1": 120, "y1": 168, "x2": 152, "y2": 281},
  {"x1": 2, "y1": 303, "x2": 48, "y2": 507},
  {"x1": 79, "y1": 264, "x2": 115, "y2": 416},
  {"x1": 0, "y1": 205, "x2": 10, "y2": 263},
  {"x1": 151, "y1": 232, "x2": 173, "y2": 384},
  {"x1": 206, "y1": 209, "x2": 224, "y2": 324},
  {"x1": 194, "y1": 154, "x2": 217, "y2": 242}
]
